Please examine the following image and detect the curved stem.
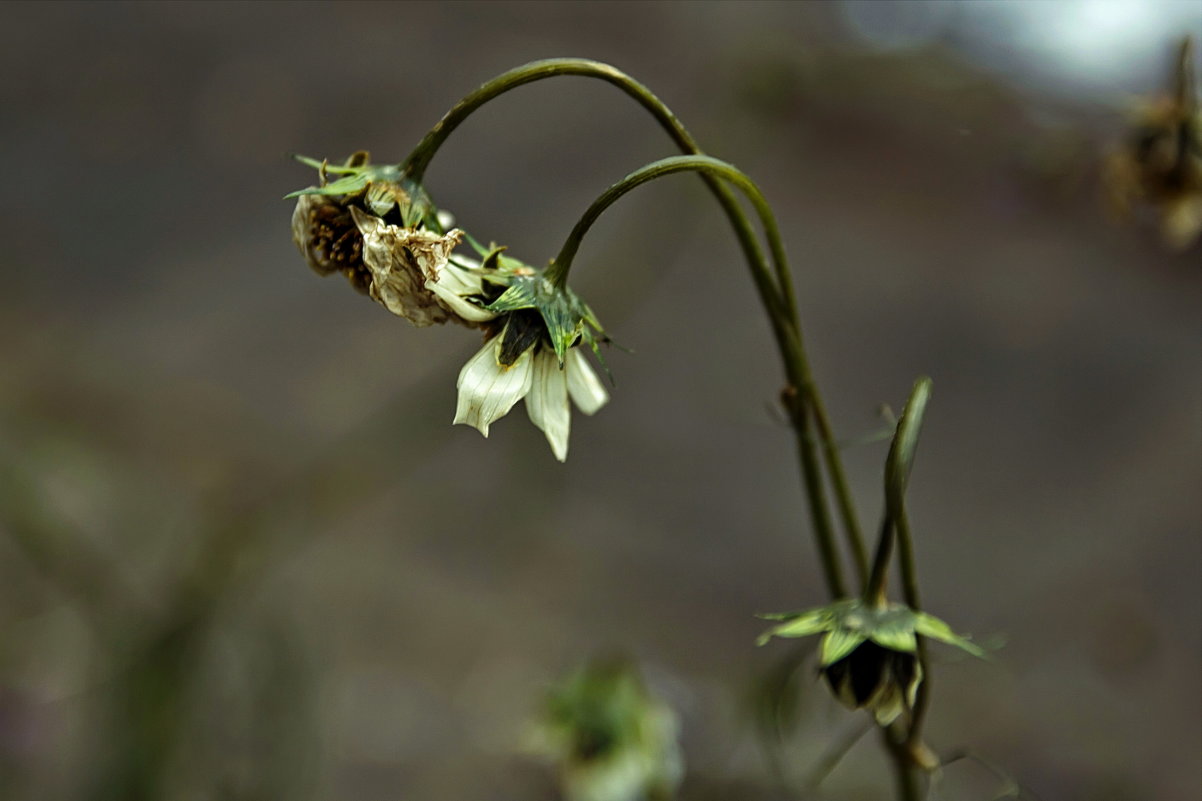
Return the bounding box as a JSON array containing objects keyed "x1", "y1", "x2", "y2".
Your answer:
[
  {"x1": 550, "y1": 154, "x2": 846, "y2": 598},
  {"x1": 402, "y1": 59, "x2": 868, "y2": 587}
]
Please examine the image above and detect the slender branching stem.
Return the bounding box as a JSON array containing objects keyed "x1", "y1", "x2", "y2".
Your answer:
[{"x1": 401, "y1": 58, "x2": 869, "y2": 592}]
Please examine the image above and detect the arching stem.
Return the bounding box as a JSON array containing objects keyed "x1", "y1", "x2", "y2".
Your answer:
[
  {"x1": 549, "y1": 154, "x2": 847, "y2": 597},
  {"x1": 402, "y1": 58, "x2": 868, "y2": 592}
]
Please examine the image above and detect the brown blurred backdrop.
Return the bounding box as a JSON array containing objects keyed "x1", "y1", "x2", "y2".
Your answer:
[{"x1": 1, "y1": 2, "x2": 1199, "y2": 800}]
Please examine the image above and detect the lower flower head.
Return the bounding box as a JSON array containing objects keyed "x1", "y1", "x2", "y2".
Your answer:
[{"x1": 757, "y1": 598, "x2": 984, "y2": 727}]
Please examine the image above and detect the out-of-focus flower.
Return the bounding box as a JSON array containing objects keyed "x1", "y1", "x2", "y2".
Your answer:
[
  {"x1": 455, "y1": 311, "x2": 609, "y2": 461},
  {"x1": 525, "y1": 659, "x2": 683, "y2": 801},
  {"x1": 1106, "y1": 37, "x2": 1202, "y2": 250},
  {"x1": 757, "y1": 598, "x2": 983, "y2": 726}
]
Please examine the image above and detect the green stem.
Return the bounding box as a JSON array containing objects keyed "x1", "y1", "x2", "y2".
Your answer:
[
  {"x1": 549, "y1": 154, "x2": 845, "y2": 598},
  {"x1": 401, "y1": 58, "x2": 868, "y2": 591},
  {"x1": 864, "y1": 517, "x2": 893, "y2": 608},
  {"x1": 881, "y1": 377, "x2": 934, "y2": 758},
  {"x1": 884, "y1": 728, "x2": 923, "y2": 801}
]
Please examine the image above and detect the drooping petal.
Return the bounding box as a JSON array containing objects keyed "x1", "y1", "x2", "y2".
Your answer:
[
  {"x1": 526, "y1": 349, "x2": 571, "y2": 462},
  {"x1": 566, "y1": 348, "x2": 609, "y2": 415},
  {"x1": 454, "y1": 337, "x2": 534, "y2": 436},
  {"x1": 425, "y1": 261, "x2": 496, "y2": 322}
]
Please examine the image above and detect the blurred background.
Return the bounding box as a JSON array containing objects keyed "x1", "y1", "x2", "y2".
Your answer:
[{"x1": 1, "y1": 2, "x2": 1199, "y2": 799}]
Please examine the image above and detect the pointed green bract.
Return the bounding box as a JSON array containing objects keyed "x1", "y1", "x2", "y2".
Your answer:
[{"x1": 285, "y1": 152, "x2": 436, "y2": 229}]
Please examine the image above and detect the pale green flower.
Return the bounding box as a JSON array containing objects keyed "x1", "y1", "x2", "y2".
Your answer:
[{"x1": 758, "y1": 598, "x2": 984, "y2": 726}]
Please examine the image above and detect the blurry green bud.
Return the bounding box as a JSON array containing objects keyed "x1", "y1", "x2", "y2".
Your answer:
[{"x1": 526, "y1": 659, "x2": 683, "y2": 801}]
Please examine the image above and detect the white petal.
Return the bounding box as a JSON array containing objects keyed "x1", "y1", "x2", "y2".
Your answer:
[
  {"x1": 565, "y1": 348, "x2": 609, "y2": 415},
  {"x1": 424, "y1": 263, "x2": 496, "y2": 322},
  {"x1": 454, "y1": 337, "x2": 533, "y2": 436},
  {"x1": 526, "y1": 349, "x2": 571, "y2": 461}
]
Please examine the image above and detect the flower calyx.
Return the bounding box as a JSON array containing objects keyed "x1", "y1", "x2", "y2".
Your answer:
[
  {"x1": 757, "y1": 598, "x2": 984, "y2": 726},
  {"x1": 485, "y1": 268, "x2": 608, "y2": 368}
]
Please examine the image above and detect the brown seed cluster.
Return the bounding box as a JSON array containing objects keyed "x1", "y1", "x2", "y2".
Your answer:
[{"x1": 291, "y1": 193, "x2": 372, "y2": 294}]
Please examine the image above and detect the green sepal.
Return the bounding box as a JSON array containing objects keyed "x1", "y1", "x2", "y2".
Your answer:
[
  {"x1": 866, "y1": 609, "x2": 919, "y2": 653},
  {"x1": 820, "y1": 628, "x2": 867, "y2": 666},
  {"x1": 913, "y1": 611, "x2": 988, "y2": 659},
  {"x1": 754, "y1": 606, "x2": 832, "y2": 646},
  {"x1": 285, "y1": 152, "x2": 437, "y2": 229}
]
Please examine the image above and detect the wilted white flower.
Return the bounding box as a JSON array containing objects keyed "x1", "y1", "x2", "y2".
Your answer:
[
  {"x1": 350, "y1": 207, "x2": 495, "y2": 327},
  {"x1": 454, "y1": 328, "x2": 608, "y2": 462}
]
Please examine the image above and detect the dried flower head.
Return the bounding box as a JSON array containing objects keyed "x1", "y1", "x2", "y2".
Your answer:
[{"x1": 288, "y1": 151, "x2": 496, "y2": 326}]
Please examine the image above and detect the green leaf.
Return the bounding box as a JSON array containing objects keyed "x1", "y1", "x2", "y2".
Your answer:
[{"x1": 913, "y1": 611, "x2": 987, "y2": 658}]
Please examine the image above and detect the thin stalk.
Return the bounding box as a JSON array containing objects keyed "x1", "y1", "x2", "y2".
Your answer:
[
  {"x1": 549, "y1": 154, "x2": 846, "y2": 598},
  {"x1": 401, "y1": 58, "x2": 868, "y2": 590},
  {"x1": 884, "y1": 728, "x2": 923, "y2": 801},
  {"x1": 896, "y1": 503, "x2": 933, "y2": 752},
  {"x1": 864, "y1": 516, "x2": 894, "y2": 608}
]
